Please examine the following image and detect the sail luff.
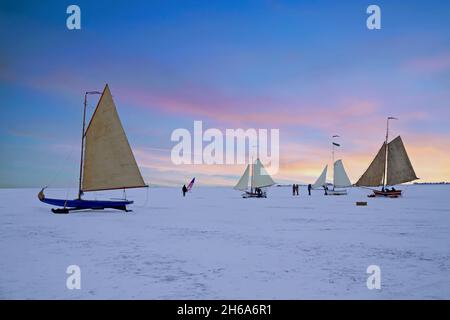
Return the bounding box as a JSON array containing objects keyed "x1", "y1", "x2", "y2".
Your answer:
[
  {"x1": 81, "y1": 84, "x2": 146, "y2": 192},
  {"x1": 386, "y1": 136, "x2": 418, "y2": 185},
  {"x1": 234, "y1": 165, "x2": 250, "y2": 191},
  {"x1": 355, "y1": 143, "x2": 386, "y2": 187}
]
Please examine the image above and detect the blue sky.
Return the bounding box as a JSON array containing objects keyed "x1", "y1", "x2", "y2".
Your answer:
[{"x1": 1, "y1": 0, "x2": 450, "y2": 187}]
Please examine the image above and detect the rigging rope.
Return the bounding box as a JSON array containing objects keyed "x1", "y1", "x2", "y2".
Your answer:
[
  {"x1": 135, "y1": 186, "x2": 150, "y2": 208},
  {"x1": 44, "y1": 145, "x2": 77, "y2": 188}
]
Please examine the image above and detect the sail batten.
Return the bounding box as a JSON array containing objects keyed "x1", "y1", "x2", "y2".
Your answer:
[
  {"x1": 355, "y1": 143, "x2": 386, "y2": 187},
  {"x1": 81, "y1": 85, "x2": 146, "y2": 192},
  {"x1": 334, "y1": 160, "x2": 351, "y2": 188},
  {"x1": 386, "y1": 136, "x2": 418, "y2": 185}
]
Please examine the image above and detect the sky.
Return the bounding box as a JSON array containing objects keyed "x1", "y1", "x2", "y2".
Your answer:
[{"x1": 1, "y1": 0, "x2": 450, "y2": 188}]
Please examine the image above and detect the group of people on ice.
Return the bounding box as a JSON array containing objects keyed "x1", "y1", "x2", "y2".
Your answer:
[{"x1": 292, "y1": 184, "x2": 313, "y2": 196}]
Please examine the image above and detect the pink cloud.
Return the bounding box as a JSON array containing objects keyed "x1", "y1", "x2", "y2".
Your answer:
[{"x1": 404, "y1": 53, "x2": 450, "y2": 74}]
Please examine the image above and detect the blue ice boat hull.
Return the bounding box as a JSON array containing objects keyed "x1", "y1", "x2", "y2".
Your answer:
[{"x1": 38, "y1": 189, "x2": 133, "y2": 213}]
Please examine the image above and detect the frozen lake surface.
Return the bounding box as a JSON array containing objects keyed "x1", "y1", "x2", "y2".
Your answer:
[{"x1": 0, "y1": 185, "x2": 449, "y2": 299}]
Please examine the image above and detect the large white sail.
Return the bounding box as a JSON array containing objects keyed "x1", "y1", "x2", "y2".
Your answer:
[
  {"x1": 333, "y1": 160, "x2": 352, "y2": 188},
  {"x1": 82, "y1": 85, "x2": 146, "y2": 192},
  {"x1": 387, "y1": 136, "x2": 418, "y2": 185},
  {"x1": 234, "y1": 164, "x2": 250, "y2": 191},
  {"x1": 355, "y1": 143, "x2": 386, "y2": 187},
  {"x1": 313, "y1": 165, "x2": 328, "y2": 188},
  {"x1": 252, "y1": 159, "x2": 276, "y2": 188}
]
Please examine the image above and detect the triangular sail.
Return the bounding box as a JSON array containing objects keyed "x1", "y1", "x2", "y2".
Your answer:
[
  {"x1": 355, "y1": 143, "x2": 386, "y2": 187},
  {"x1": 252, "y1": 158, "x2": 276, "y2": 188},
  {"x1": 187, "y1": 177, "x2": 195, "y2": 191},
  {"x1": 386, "y1": 136, "x2": 418, "y2": 185},
  {"x1": 313, "y1": 165, "x2": 328, "y2": 188},
  {"x1": 333, "y1": 160, "x2": 351, "y2": 188},
  {"x1": 82, "y1": 84, "x2": 146, "y2": 192},
  {"x1": 234, "y1": 165, "x2": 250, "y2": 191}
]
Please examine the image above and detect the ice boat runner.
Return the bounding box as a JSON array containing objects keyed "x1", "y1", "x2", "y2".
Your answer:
[
  {"x1": 234, "y1": 158, "x2": 275, "y2": 198},
  {"x1": 38, "y1": 84, "x2": 148, "y2": 213},
  {"x1": 355, "y1": 117, "x2": 418, "y2": 198}
]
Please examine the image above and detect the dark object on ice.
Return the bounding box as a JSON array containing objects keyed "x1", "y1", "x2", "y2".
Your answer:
[
  {"x1": 256, "y1": 188, "x2": 262, "y2": 197},
  {"x1": 308, "y1": 184, "x2": 312, "y2": 196},
  {"x1": 182, "y1": 184, "x2": 188, "y2": 197},
  {"x1": 243, "y1": 189, "x2": 267, "y2": 198},
  {"x1": 371, "y1": 189, "x2": 401, "y2": 198},
  {"x1": 356, "y1": 201, "x2": 368, "y2": 206},
  {"x1": 292, "y1": 184, "x2": 299, "y2": 196}
]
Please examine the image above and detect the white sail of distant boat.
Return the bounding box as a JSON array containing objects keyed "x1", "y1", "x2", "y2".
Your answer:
[
  {"x1": 234, "y1": 158, "x2": 275, "y2": 198},
  {"x1": 313, "y1": 165, "x2": 328, "y2": 189},
  {"x1": 333, "y1": 160, "x2": 351, "y2": 188},
  {"x1": 355, "y1": 117, "x2": 418, "y2": 197},
  {"x1": 234, "y1": 165, "x2": 250, "y2": 191},
  {"x1": 323, "y1": 159, "x2": 351, "y2": 195},
  {"x1": 311, "y1": 136, "x2": 352, "y2": 195},
  {"x1": 253, "y1": 159, "x2": 276, "y2": 188}
]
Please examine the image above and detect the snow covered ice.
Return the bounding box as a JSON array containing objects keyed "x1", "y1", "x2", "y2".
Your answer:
[{"x1": 0, "y1": 185, "x2": 449, "y2": 299}]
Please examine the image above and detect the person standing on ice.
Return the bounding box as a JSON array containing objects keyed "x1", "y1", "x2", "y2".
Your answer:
[
  {"x1": 292, "y1": 184, "x2": 296, "y2": 196},
  {"x1": 182, "y1": 184, "x2": 188, "y2": 197},
  {"x1": 295, "y1": 184, "x2": 299, "y2": 196},
  {"x1": 308, "y1": 184, "x2": 312, "y2": 196}
]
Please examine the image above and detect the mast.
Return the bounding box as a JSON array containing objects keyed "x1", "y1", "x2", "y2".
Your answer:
[
  {"x1": 78, "y1": 94, "x2": 87, "y2": 200},
  {"x1": 250, "y1": 156, "x2": 254, "y2": 193},
  {"x1": 250, "y1": 144, "x2": 257, "y2": 193},
  {"x1": 382, "y1": 117, "x2": 397, "y2": 189},
  {"x1": 332, "y1": 142, "x2": 334, "y2": 190},
  {"x1": 78, "y1": 91, "x2": 102, "y2": 199},
  {"x1": 332, "y1": 135, "x2": 339, "y2": 190}
]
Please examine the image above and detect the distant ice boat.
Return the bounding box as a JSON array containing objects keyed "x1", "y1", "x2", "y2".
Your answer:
[
  {"x1": 312, "y1": 136, "x2": 352, "y2": 195},
  {"x1": 327, "y1": 160, "x2": 352, "y2": 196},
  {"x1": 38, "y1": 84, "x2": 148, "y2": 213},
  {"x1": 355, "y1": 117, "x2": 418, "y2": 198},
  {"x1": 234, "y1": 158, "x2": 275, "y2": 198}
]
